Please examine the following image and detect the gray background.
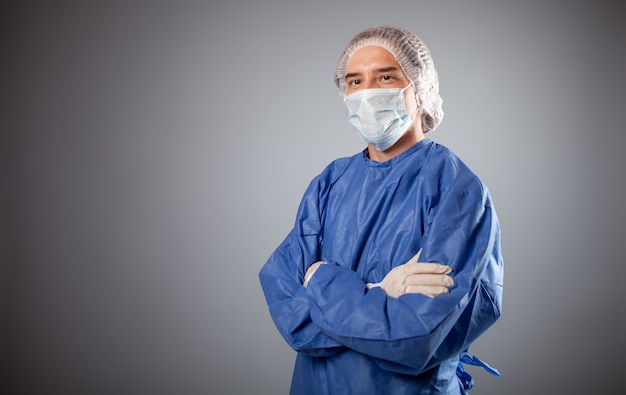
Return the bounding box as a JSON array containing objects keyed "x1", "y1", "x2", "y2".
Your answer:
[{"x1": 2, "y1": 0, "x2": 624, "y2": 394}]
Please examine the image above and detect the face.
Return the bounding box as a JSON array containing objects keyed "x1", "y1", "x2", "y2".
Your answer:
[{"x1": 345, "y1": 46, "x2": 418, "y2": 116}]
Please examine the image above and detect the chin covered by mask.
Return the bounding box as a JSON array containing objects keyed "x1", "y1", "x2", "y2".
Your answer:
[{"x1": 345, "y1": 84, "x2": 416, "y2": 152}]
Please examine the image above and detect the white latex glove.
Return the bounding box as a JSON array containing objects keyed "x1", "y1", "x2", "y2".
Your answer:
[
  {"x1": 367, "y1": 249, "x2": 453, "y2": 298},
  {"x1": 303, "y1": 261, "x2": 326, "y2": 288}
]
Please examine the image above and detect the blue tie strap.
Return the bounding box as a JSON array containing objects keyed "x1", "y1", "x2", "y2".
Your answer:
[{"x1": 456, "y1": 351, "x2": 501, "y2": 390}]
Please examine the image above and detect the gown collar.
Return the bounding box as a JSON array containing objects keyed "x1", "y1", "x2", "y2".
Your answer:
[{"x1": 362, "y1": 138, "x2": 432, "y2": 167}]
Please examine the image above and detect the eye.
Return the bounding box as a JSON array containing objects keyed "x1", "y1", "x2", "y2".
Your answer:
[
  {"x1": 380, "y1": 74, "x2": 395, "y2": 82},
  {"x1": 348, "y1": 79, "x2": 361, "y2": 86}
]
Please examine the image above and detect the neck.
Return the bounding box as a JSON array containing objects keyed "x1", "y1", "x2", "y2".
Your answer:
[{"x1": 367, "y1": 126, "x2": 425, "y2": 162}]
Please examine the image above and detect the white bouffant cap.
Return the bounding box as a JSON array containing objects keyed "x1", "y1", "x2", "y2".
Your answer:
[{"x1": 334, "y1": 25, "x2": 444, "y2": 132}]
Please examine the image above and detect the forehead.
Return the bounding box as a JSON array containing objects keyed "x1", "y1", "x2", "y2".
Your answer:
[{"x1": 346, "y1": 46, "x2": 401, "y2": 72}]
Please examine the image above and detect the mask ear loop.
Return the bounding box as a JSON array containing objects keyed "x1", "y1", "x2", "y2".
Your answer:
[{"x1": 402, "y1": 81, "x2": 421, "y2": 121}]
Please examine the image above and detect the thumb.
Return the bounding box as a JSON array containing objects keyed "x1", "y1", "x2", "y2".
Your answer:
[{"x1": 410, "y1": 248, "x2": 423, "y2": 264}]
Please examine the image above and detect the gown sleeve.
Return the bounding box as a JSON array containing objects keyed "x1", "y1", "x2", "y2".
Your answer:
[
  {"x1": 304, "y1": 158, "x2": 503, "y2": 375},
  {"x1": 259, "y1": 175, "x2": 346, "y2": 357}
]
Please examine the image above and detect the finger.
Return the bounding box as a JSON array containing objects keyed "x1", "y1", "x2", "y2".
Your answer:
[
  {"x1": 402, "y1": 262, "x2": 452, "y2": 275},
  {"x1": 303, "y1": 261, "x2": 324, "y2": 288},
  {"x1": 404, "y1": 273, "x2": 454, "y2": 287},
  {"x1": 404, "y1": 285, "x2": 451, "y2": 298}
]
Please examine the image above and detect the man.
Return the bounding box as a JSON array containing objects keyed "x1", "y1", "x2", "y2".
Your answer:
[{"x1": 259, "y1": 25, "x2": 503, "y2": 394}]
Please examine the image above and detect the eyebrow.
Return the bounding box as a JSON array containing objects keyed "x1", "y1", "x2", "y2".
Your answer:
[{"x1": 345, "y1": 67, "x2": 402, "y2": 80}]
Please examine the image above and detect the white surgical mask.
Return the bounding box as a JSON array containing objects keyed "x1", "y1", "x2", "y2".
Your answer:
[{"x1": 345, "y1": 84, "x2": 414, "y2": 152}]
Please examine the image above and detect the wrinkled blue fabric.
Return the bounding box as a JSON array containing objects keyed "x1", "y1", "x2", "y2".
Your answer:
[{"x1": 259, "y1": 139, "x2": 503, "y2": 394}]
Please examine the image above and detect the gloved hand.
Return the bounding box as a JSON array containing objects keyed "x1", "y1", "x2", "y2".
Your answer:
[
  {"x1": 367, "y1": 249, "x2": 454, "y2": 298},
  {"x1": 303, "y1": 261, "x2": 326, "y2": 288}
]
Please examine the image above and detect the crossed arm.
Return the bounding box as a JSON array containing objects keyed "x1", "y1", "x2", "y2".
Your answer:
[
  {"x1": 304, "y1": 248, "x2": 454, "y2": 298},
  {"x1": 259, "y1": 165, "x2": 503, "y2": 374}
]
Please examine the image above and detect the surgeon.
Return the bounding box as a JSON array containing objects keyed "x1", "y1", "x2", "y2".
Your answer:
[{"x1": 259, "y1": 25, "x2": 504, "y2": 394}]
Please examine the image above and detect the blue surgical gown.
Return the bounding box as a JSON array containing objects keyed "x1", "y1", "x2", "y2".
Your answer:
[{"x1": 259, "y1": 139, "x2": 503, "y2": 394}]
